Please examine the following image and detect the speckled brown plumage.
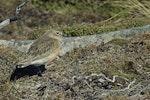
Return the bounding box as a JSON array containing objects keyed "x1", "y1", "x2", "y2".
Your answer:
[{"x1": 17, "y1": 29, "x2": 63, "y2": 68}]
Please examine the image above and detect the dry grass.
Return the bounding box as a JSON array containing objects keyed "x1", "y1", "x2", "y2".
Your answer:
[{"x1": 0, "y1": 34, "x2": 150, "y2": 99}]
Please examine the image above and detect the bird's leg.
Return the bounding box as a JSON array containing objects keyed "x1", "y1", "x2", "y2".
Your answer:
[
  {"x1": 45, "y1": 63, "x2": 48, "y2": 68},
  {"x1": 56, "y1": 56, "x2": 60, "y2": 60}
]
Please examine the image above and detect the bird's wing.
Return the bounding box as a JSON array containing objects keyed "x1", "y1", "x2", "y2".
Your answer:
[{"x1": 25, "y1": 36, "x2": 59, "y2": 59}]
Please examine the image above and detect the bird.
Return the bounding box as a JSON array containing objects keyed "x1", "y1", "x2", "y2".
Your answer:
[{"x1": 16, "y1": 29, "x2": 63, "y2": 69}]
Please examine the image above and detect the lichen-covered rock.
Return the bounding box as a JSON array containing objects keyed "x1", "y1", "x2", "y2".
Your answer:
[{"x1": 0, "y1": 24, "x2": 150, "y2": 55}]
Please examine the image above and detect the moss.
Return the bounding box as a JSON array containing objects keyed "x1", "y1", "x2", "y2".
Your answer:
[
  {"x1": 106, "y1": 38, "x2": 129, "y2": 46},
  {"x1": 60, "y1": 17, "x2": 149, "y2": 37}
]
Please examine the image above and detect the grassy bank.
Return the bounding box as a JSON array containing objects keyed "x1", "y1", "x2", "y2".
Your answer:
[{"x1": 0, "y1": 0, "x2": 150, "y2": 39}]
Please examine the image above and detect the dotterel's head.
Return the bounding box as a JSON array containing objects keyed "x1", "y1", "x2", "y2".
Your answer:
[{"x1": 45, "y1": 29, "x2": 63, "y2": 40}]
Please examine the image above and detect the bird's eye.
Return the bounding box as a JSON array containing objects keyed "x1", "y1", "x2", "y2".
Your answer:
[{"x1": 56, "y1": 32, "x2": 60, "y2": 35}]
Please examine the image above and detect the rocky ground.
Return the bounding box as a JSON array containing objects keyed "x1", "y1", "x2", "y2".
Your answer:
[
  {"x1": 0, "y1": 1, "x2": 150, "y2": 99},
  {"x1": 0, "y1": 33, "x2": 150, "y2": 100}
]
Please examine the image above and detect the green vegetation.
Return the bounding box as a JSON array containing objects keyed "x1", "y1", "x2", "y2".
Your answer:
[
  {"x1": 0, "y1": 0, "x2": 150, "y2": 39},
  {"x1": 107, "y1": 38, "x2": 129, "y2": 46}
]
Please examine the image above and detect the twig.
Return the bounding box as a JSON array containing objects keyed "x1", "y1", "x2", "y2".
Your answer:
[
  {"x1": 83, "y1": 80, "x2": 93, "y2": 89},
  {"x1": 72, "y1": 76, "x2": 77, "y2": 85},
  {"x1": 71, "y1": 73, "x2": 135, "y2": 91},
  {"x1": 84, "y1": 73, "x2": 118, "y2": 82},
  {"x1": 125, "y1": 79, "x2": 136, "y2": 89},
  {"x1": 0, "y1": 0, "x2": 28, "y2": 29}
]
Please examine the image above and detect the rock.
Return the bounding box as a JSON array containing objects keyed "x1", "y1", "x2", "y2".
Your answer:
[{"x1": 0, "y1": 24, "x2": 150, "y2": 55}]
